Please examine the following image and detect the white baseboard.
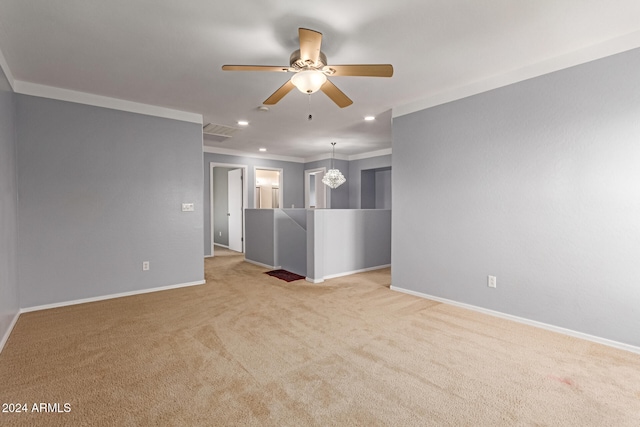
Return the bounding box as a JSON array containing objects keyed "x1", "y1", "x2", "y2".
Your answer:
[
  {"x1": 0, "y1": 311, "x2": 20, "y2": 355},
  {"x1": 323, "y1": 264, "x2": 391, "y2": 280},
  {"x1": 305, "y1": 264, "x2": 391, "y2": 284},
  {"x1": 243, "y1": 258, "x2": 281, "y2": 270},
  {"x1": 21, "y1": 280, "x2": 206, "y2": 313},
  {"x1": 391, "y1": 286, "x2": 640, "y2": 355}
]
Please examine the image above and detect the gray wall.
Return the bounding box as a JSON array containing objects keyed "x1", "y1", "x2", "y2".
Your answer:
[
  {"x1": 307, "y1": 209, "x2": 391, "y2": 281},
  {"x1": 244, "y1": 209, "x2": 276, "y2": 267},
  {"x1": 348, "y1": 155, "x2": 392, "y2": 208},
  {"x1": 17, "y1": 95, "x2": 204, "y2": 308},
  {"x1": 375, "y1": 168, "x2": 392, "y2": 209},
  {"x1": 361, "y1": 169, "x2": 376, "y2": 209},
  {"x1": 361, "y1": 166, "x2": 392, "y2": 209},
  {"x1": 392, "y1": 48, "x2": 640, "y2": 347},
  {"x1": 304, "y1": 158, "x2": 350, "y2": 208},
  {"x1": 212, "y1": 166, "x2": 232, "y2": 246},
  {"x1": 0, "y1": 66, "x2": 19, "y2": 344},
  {"x1": 244, "y1": 208, "x2": 307, "y2": 274},
  {"x1": 203, "y1": 152, "x2": 304, "y2": 256},
  {"x1": 275, "y1": 209, "x2": 307, "y2": 276}
]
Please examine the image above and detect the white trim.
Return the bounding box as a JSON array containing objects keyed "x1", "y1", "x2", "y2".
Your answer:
[
  {"x1": 0, "y1": 312, "x2": 20, "y2": 354},
  {"x1": 0, "y1": 46, "x2": 15, "y2": 90},
  {"x1": 302, "y1": 152, "x2": 350, "y2": 163},
  {"x1": 346, "y1": 148, "x2": 393, "y2": 161},
  {"x1": 323, "y1": 264, "x2": 391, "y2": 281},
  {"x1": 204, "y1": 145, "x2": 392, "y2": 164},
  {"x1": 204, "y1": 146, "x2": 305, "y2": 163},
  {"x1": 21, "y1": 280, "x2": 205, "y2": 313},
  {"x1": 390, "y1": 286, "x2": 640, "y2": 355},
  {"x1": 13, "y1": 81, "x2": 202, "y2": 124},
  {"x1": 243, "y1": 258, "x2": 281, "y2": 270},
  {"x1": 214, "y1": 243, "x2": 229, "y2": 249},
  {"x1": 393, "y1": 30, "x2": 640, "y2": 118},
  {"x1": 306, "y1": 277, "x2": 325, "y2": 284}
]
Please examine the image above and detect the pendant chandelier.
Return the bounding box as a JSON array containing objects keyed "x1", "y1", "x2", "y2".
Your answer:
[{"x1": 322, "y1": 142, "x2": 346, "y2": 189}]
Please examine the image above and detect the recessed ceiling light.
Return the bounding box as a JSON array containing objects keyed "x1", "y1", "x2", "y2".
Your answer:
[
  {"x1": 237, "y1": 120, "x2": 249, "y2": 126},
  {"x1": 364, "y1": 116, "x2": 375, "y2": 121},
  {"x1": 259, "y1": 148, "x2": 267, "y2": 152}
]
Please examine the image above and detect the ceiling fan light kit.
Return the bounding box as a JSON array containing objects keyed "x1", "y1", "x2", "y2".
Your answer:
[
  {"x1": 291, "y1": 70, "x2": 327, "y2": 94},
  {"x1": 222, "y1": 28, "x2": 393, "y2": 108}
]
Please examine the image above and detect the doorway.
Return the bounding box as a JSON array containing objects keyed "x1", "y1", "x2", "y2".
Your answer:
[
  {"x1": 255, "y1": 167, "x2": 283, "y2": 209},
  {"x1": 210, "y1": 162, "x2": 248, "y2": 256},
  {"x1": 361, "y1": 166, "x2": 391, "y2": 209},
  {"x1": 304, "y1": 167, "x2": 327, "y2": 208}
]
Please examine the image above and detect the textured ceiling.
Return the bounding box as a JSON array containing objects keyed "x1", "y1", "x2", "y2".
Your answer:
[{"x1": 1, "y1": 0, "x2": 640, "y2": 158}]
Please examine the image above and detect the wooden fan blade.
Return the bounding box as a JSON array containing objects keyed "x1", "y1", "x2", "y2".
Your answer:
[
  {"x1": 263, "y1": 80, "x2": 296, "y2": 105},
  {"x1": 323, "y1": 64, "x2": 393, "y2": 77},
  {"x1": 320, "y1": 80, "x2": 353, "y2": 108},
  {"x1": 222, "y1": 65, "x2": 289, "y2": 72},
  {"x1": 299, "y1": 28, "x2": 322, "y2": 65}
]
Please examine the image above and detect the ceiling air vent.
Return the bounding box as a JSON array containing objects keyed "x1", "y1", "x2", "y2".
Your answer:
[{"x1": 203, "y1": 123, "x2": 240, "y2": 142}]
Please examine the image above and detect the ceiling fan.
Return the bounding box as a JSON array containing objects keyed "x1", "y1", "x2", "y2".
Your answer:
[{"x1": 222, "y1": 28, "x2": 393, "y2": 108}]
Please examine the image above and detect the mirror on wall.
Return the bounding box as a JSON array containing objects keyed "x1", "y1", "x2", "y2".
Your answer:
[{"x1": 255, "y1": 168, "x2": 282, "y2": 208}]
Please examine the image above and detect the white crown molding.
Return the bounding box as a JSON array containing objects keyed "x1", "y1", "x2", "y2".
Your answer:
[
  {"x1": 203, "y1": 145, "x2": 306, "y2": 163},
  {"x1": 204, "y1": 144, "x2": 391, "y2": 164},
  {"x1": 0, "y1": 46, "x2": 16, "y2": 90},
  {"x1": 302, "y1": 152, "x2": 350, "y2": 163},
  {"x1": 303, "y1": 148, "x2": 392, "y2": 163},
  {"x1": 394, "y1": 30, "x2": 640, "y2": 118},
  {"x1": 13, "y1": 81, "x2": 202, "y2": 124},
  {"x1": 225, "y1": 146, "x2": 391, "y2": 163},
  {"x1": 346, "y1": 148, "x2": 393, "y2": 161},
  {"x1": 391, "y1": 286, "x2": 640, "y2": 355}
]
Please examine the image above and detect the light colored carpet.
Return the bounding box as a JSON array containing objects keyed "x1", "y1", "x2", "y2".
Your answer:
[{"x1": 1, "y1": 248, "x2": 639, "y2": 426}]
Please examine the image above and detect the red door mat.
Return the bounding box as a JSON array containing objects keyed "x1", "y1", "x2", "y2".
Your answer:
[{"x1": 265, "y1": 269, "x2": 306, "y2": 282}]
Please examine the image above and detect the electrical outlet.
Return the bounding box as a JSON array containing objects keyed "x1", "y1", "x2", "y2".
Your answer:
[
  {"x1": 143, "y1": 261, "x2": 150, "y2": 271},
  {"x1": 219, "y1": 231, "x2": 222, "y2": 237},
  {"x1": 488, "y1": 275, "x2": 496, "y2": 288},
  {"x1": 181, "y1": 203, "x2": 195, "y2": 212}
]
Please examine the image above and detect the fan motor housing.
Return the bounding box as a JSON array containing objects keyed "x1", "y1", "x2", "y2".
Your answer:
[{"x1": 290, "y1": 49, "x2": 327, "y2": 70}]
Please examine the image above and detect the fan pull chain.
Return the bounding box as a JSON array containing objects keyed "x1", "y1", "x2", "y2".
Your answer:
[{"x1": 308, "y1": 94, "x2": 312, "y2": 121}]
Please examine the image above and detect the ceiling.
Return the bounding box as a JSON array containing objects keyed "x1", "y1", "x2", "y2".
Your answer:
[{"x1": 1, "y1": 1, "x2": 640, "y2": 159}]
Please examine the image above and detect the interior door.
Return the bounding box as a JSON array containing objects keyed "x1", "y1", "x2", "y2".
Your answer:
[{"x1": 228, "y1": 168, "x2": 243, "y2": 252}]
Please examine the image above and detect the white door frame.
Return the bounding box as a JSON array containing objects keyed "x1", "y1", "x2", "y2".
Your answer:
[
  {"x1": 210, "y1": 162, "x2": 248, "y2": 256},
  {"x1": 254, "y1": 166, "x2": 284, "y2": 208},
  {"x1": 305, "y1": 167, "x2": 328, "y2": 208}
]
